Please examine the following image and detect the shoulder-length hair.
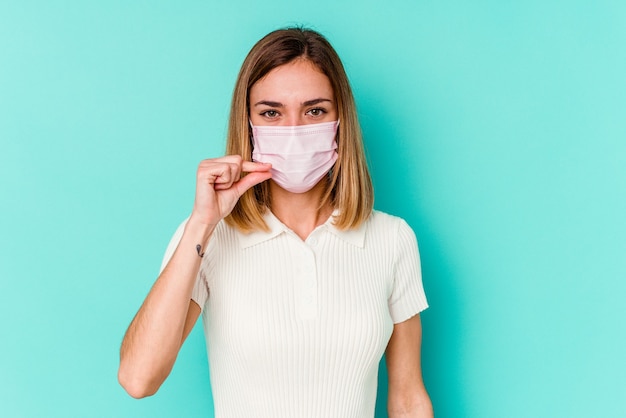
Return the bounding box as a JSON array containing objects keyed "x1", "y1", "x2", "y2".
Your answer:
[{"x1": 225, "y1": 27, "x2": 373, "y2": 232}]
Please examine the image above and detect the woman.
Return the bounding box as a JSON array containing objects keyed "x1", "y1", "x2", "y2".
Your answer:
[{"x1": 118, "y1": 27, "x2": 433, "y2": 418}]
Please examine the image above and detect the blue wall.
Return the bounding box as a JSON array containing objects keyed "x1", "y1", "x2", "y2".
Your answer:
[{"x1": 1, "y1": 1, "x2": 625, "y2": 417}]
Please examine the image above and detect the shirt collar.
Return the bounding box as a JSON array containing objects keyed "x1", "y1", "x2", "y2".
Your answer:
[{"x1": 237, "y1": 209, "x2": 366, "y2": 249}]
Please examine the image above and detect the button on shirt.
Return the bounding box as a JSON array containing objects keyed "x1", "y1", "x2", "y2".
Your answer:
[{"x1": 161, "y1": 210, "x2": 428, "y2": 418}]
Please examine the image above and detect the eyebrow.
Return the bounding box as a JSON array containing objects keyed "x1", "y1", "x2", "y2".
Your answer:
[{"x1": 253, "y1": 98, "x2": 333, "y2": 107}]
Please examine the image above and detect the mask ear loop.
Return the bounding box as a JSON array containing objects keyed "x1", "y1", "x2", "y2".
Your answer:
[
  {"x1": 246, "y1": 119, "x2": 270, "y2": 205},
  {"x1": 327, "y1": 119, "x2": 340, "y2": 182},
  {"x1": 248, "y1": 119, "x2": 257, "y2": 161}
]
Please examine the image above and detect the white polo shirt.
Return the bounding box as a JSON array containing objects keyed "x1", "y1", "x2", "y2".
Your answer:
[{"x1": 162, "y1": 210, "x2": 428, "y2": 418}]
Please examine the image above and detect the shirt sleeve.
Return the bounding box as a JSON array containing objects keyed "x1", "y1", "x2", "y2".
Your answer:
[
  {"x1": 388, "y1": 218, "x2": 429, "y2": 323},
  {"x1": 159, "y1": 219, "x2": 187, "y2": 273},
  {"x1": 159, "y1": 218, "x2": 210, "y2": 311}
]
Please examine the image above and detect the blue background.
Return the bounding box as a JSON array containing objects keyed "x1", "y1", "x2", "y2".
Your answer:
[{"x1": 1, "y1": 1, "x2": 625, "y2": 417}]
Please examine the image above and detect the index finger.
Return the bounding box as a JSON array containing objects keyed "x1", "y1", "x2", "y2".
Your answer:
[{"x1": 242, "y1": 161, "x2": 271, "y2": 173}]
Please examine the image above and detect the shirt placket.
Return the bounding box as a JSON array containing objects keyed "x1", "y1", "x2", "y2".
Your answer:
[{"x1": 292, "y1": 232, "x2": 321, "y2": 320}]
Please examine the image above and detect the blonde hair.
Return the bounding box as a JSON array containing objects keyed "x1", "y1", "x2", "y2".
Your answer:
[{"x1": 225, "y1": 28, "x2": 373, "y2": 232}]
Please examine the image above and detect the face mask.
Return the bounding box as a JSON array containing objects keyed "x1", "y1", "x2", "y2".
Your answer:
[{"x1": 250, "y1": 120, "x2": 339, "y2": 193}]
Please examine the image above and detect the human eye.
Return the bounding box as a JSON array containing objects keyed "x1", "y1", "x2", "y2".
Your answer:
[
  {"x1": 260, "y1": 109, "x2": 280, "y2": 119},
  {"x1": 306, "y1": 107, "x2": 327, "y2": 117}
]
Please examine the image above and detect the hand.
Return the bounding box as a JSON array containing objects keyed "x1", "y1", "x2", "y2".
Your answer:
[{"x1": 190, "y1": 155, "x2": 272, "y2": 227}]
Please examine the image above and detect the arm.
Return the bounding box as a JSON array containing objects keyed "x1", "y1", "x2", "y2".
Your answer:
[
  {"x1": 117, "y1": 221, "x2": 207, "y2": 398},
  {"x1": 386, "y1": 314, "x2": 434, "y2": 418},
  {"x1": 118, "y1": 156, "x2": 272, "y2": 398}
]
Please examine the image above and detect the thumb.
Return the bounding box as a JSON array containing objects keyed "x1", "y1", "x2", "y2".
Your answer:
[{"x1": 234, "y1": 171, "x2": 272, "y2": 196}]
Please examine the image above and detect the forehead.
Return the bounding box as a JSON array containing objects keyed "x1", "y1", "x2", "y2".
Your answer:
[{"x1": 250, "y1": 59, "x2": 334, "y2": 102}]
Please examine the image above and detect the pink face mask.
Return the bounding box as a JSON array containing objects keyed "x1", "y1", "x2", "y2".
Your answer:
[{"x1": 250, "y1": 120, "x2": 339, "y2": 193}]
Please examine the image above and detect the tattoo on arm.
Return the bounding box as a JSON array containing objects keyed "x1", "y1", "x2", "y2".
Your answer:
[{"x1": 196, "y1": 244, "x2": 205, "y2": 258}]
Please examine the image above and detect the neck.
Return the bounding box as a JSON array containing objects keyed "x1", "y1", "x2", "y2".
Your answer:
[{"x1": 269, "y1": 180, "x2": 334, "y2": 241}]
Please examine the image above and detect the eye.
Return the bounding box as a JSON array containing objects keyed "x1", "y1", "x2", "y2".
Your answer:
[
  {"x1": 260, "y1": 110, "x2": 279, "y2": 119},
  {"x1": 307, "y1": 108, "x2": 327, "y2": 117}
]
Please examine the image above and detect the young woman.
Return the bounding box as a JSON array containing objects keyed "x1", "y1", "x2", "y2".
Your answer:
[{"x1": 118, "y1": 28, "x2": 433, "y2": 418}]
